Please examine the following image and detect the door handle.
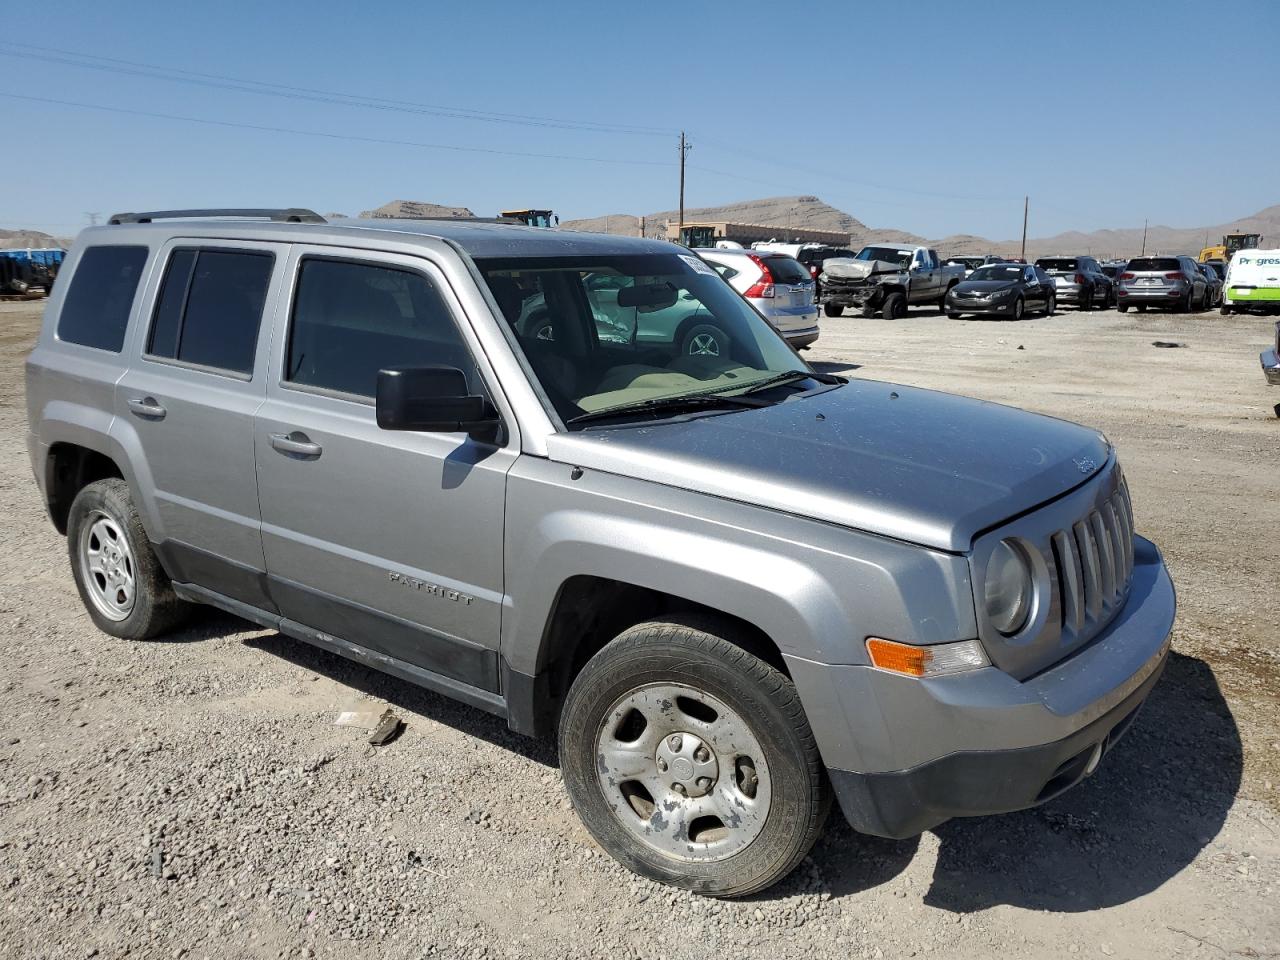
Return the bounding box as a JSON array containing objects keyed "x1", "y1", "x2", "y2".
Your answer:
[
  {"x1": 269, "y1": 431, "x2": 323, "y2": 459},
  {"x1": 127, "y1": 396, "x2": 166, "y2": 420}
]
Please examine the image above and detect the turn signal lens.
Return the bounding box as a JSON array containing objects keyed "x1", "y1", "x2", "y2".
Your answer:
[{"x1": 865, "y1": 637, "x2": 990, "y2": 678}]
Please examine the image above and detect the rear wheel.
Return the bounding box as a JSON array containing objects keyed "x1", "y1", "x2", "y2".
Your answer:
[
  {"x1": 681, "y1": 323, "x2": 731, "y2": 358},
  {"x1": 1117, "y1": 304, "x2": 1129, "y2": 313},
  {"x1": 1045, "y1": 293, "x2": 1056, "y2": 316},
  {"x1": 881, "y1": 291, "x2": 906, "y2": 320},
  {"x1": 947, "y1": 311, "x2": 962, "y2": 319},
  {"x1": 559, "y1": 617, "x2": 830, "y2": 898},
  {"x1": 823, "y1": 302, "x2": 843, "y2": 318},
  {"x1": 66, "y1": 479, "x2": 190, "y2": 640},
  {"x1": 1178, "y1": 288, "x2": 1194, "y2": 313}
]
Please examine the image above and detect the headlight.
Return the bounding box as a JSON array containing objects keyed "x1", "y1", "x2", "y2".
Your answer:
[
  {"x1": 984, "y1": 539, "x2": 1032, "y2": 635},
  {"x1": 991, "y1": 288, "x2": 1014, "y2": 300}
]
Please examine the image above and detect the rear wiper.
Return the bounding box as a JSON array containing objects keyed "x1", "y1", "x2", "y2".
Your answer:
[
  {"x1": 568, "y1": 392, "x2": 770, "y2": 426},
  {"x1": 738, "y1": 369, "x2": 844, "y2": 395}
]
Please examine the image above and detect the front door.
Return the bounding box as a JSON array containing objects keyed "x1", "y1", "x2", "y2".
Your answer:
[
  {"x1": 253, "y1": 247, "x2": 516, "y2": 692},
  {"x1": 116, "y1": 239, "x2": 287, "y2": 609}
]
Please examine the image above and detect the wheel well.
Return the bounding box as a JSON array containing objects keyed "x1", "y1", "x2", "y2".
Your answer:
[
  {"x1": 531, "y1": 576, "x2": 788, "y2": 733},
  {"x1": 45, "y1": 443, "x2": 122, "y2": 535}
]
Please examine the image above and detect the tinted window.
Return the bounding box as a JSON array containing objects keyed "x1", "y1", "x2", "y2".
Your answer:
[
  {"x1": 1036, "y1": 258, "x2": 1079, "y2": 271},
  {"x1": 1126, "y1": 257, "x2": 1180, "y2": 272},
  {"x1": 761, "y1": 256, "x2": 811, "y2": 284},
  {"x1": 147, "y1": 249, "x2": 272, "y2": 375},
  {"x1": 56, "y1": 246, "x2": 148, "y2": 352},
  {"x1": 286, "y1": 258, "x2": 477, "y2": 399}
]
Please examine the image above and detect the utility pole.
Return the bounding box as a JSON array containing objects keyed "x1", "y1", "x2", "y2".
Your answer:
[
  {"x1": 85, "y1": 212, "x2": 100, "y2": 226},
  {"x1": 1141, "y1": 219, "x2": 1148, "y2": 256},
  {"x1": 1019, "y1": 196, "x2": 1028, "y2": 261},
  {"x1": 677, "y1": 131, "x2": 691, "y2": 240}
]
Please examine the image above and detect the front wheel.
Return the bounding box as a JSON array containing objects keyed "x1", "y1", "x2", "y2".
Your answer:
[
  {"x1": 947, "y1": 311, "x2": 962, "y2": 319},
  {"x1": 1010, "y1": 296, "x2": 1025, "y2": 320},
  {"x1": 823, "y1": 301, "x2": 843, "y2": 318},
  {"x1": 66, "y1": 479, "x2": 190, "y2": 640},
  {"x1": 559, "y1": 617, "x2": 830, "y2": 898},
  {"x1": 880, "y1": 291, "x2": 906, "y2": 320}
]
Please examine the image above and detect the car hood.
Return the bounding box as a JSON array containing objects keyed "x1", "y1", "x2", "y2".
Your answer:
[
  {"x1": 545, "y1": 380, "x2": 1110, "y2": 552},
  {"x1": 954, "y1": 280, "x2": 1018, "y2": 294}
]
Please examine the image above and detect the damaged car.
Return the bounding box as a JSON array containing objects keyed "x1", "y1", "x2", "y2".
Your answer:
[{"x1": 821, "y1": 244, "x2": 964, "y2": 319}]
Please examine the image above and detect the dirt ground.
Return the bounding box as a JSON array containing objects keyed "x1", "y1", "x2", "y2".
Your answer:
[{"x1": 1, "y1": 298, "x2": 1277, "y2": 960}]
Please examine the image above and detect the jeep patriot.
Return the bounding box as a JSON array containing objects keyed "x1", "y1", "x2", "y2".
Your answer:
[{"x1": 25, "y1": 209, "x2": 1176, "y2": 896}]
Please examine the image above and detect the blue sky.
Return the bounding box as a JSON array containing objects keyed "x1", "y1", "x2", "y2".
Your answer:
[{"x1": 2, "y1": 0, "x2": 1276, "y2": 241}]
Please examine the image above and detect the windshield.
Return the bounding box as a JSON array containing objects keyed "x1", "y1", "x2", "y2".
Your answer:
[
  {"x1": 476, "y1": 253, "x2": 808, "y2": 427},
  {"x1": 969, "y1": 265, "x2": 1024, "y2": 282},
  {"x1": 856, "y1": 246, "x2": 913, "y2": 266}
]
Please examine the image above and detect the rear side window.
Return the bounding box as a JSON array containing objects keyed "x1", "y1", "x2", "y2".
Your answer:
[
  {"x1": 147, "y1": 248, "x2": 273, "y2": 375},
  {"x1": 1126, "y1": 257, "x2": 1180, "y2": 272},
  {"x1": 285, "y1": 257, "x2": 478, "y2": 399},
  {"x1": 56, "y1": 246, "x2": 148, "y2": 352}
]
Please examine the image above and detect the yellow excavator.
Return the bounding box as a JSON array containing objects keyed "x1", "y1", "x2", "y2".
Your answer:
[
  {"x1": 500, "y1": 209, "x2": 557, "y2": 228},
  {"x1": 1199, "y1": 232, "x2": 1263, "y2": 263}
]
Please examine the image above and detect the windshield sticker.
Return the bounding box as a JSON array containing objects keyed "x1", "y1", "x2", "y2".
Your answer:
[{"x1": 680, "y1": 254, "x2": 716, "y2": 276}]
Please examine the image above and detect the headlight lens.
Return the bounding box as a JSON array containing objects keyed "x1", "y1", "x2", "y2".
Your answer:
[
  {"x1": 991, "y1": 288, "x2": 1014, "y2": 299},
  {"x1": 984, "y1": 539, "x2": 1032, "y2": 635}
]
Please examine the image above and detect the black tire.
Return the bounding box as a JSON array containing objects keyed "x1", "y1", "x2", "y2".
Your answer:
[
  {"x1": 1009, "y1": 296, "x2": 1025, "y2": 321},
  {"x1": 947, "y1": 311, "x2": 962, "y2": 320},
  {"x1": 880, "y1": 291, "x2": 906, "y2": 320},
  {"x1": 1178, "y1": 288, "x2": 1194, "y2": 313},
  {"x1": 1078, "y1": 286, "x2": 1092, "y2": 311},
  {"x1": 1117, "y1": 304, "x2": 1129, "y2": 313},
  {"x1": 680, "y1": 322, "x2": 731, "y2": 359},
  {"x1": 1221, "y1": 305, "x2": 1233, "y2": 316},
  {"x1": 1137, "y1": 304, "x2": 1147, "y2": 313},
  {"x1": 823, "y1": 301, "x2": 843, "y2": 318},
  {"x1": 66, "y1": 479, "x2": 190, "y2": 640},
  {"x1": 559, "y1": 616, "x2": 831, "y2": 898},
  {"x1": 1044, "y1": 294, "x2": 1056, "y2": 316}
]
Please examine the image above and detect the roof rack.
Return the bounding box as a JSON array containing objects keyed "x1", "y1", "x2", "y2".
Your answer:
[{"x1": 108, "y1": 208, "x2": 326, "y2": 225}]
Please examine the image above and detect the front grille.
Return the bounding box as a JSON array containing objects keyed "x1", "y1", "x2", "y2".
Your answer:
[{"x1": 1048, "y1": 476, "x2": 1135, "y2": 638}]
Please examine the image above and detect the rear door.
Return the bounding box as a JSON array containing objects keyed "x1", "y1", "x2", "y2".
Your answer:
[
  {"x1": 253, "y1": 246, "x2": 517, "y2": 691},
  {"x1": 116, "y1": 239, "x2": 287, "y2": 609}
]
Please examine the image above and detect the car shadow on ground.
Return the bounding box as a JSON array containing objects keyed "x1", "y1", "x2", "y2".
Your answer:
[
  {"x1": 809, "y1": 360, "x2": 862, "y2": 375},
  {"x1": 801, "y1": 651, "x2": 1241, "y2": 912},
  {"x1": 239, "y1": 628, "x2": 559, "y2": 768}
]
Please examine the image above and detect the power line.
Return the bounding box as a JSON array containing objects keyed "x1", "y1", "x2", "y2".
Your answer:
[
  {"x1": 0, "y1": 41, "x2": 673, "y2": 137},
  {"x1": 0, "y1": 92, "x2": 672, "y2": 168}
]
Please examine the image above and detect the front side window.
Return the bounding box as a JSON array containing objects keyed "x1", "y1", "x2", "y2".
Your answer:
[
  {"x1": 56, "y1": 246, "x2": 148, "y2": 352},
  {"x1": 477, "y1": 253, "x2": 809, "y2": 426},
  {"x1": 285, "y1": 257, "x2": 480, "y2": 399},
  {"x1": 147, "y1": 248, "x2": 273, "y2": 375}
]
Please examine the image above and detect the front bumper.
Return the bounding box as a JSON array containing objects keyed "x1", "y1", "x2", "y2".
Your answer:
[
  {"x1": 946, "y1": 295, "x2": 1016, "y2": 315},
  {"x1": 822, "y1": 284, "x2": 876, "y2": 308},
  {"x1": 791, "y1": 536, "x2": 1175, "y2": 839},
  {"x1": 1262, "y1": 348, "x2": 1280, "y2": 385}
]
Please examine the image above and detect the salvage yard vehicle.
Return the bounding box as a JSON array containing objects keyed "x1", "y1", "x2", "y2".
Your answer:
[
  {"x1": 26, "y1": 209, "x2": 1175, "y2": 897},
  {"x1": 1034, "y1": 256, "x2": 1114, "y2": 311},
  {"x1": 1197, "y1": 262, "x2": 1224, "y2": 308},
  {"x1": 1222, "y1": 249, "x2": 1280, "y2": 316},
  {"x1": 945, "y1": 254, "x2": 1004, "y2": 277},
  {"x1": 697, "y1": 248, "x2": 819, "y2": 349},
  {"x1": 945, "y1": 262, "x2": 1056, "y2": 320},
  {"x1": 1116, "y1": 255, "x2": 1209, "y2": 313},
  {"x1": 1261, "y1": 321, "x2": 1280, "y2": 388},
  {"x1": 749, "y1": 241, "x2": 856, "y2": 297},
  {"x1": 821, "y1": 244, "x2": 964, "y2": 318}
]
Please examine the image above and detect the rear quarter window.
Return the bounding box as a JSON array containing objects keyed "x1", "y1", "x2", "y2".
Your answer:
[{"x1": 56, "y1": 246, "x2": 149, "y2": 352}]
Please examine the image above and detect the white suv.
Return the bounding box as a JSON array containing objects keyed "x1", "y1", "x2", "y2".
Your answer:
[{"x1": 698, "y1": 248, "x2": 819, "y2": 349}]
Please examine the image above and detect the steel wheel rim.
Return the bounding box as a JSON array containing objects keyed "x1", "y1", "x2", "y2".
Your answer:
[
  {"x1": 688, "y1": 333, "x2": 721, "y2": 356},
  {"x1": 594, "y1": 682, "x2": 771, "y2": 863},
  {"x1": 78, "y1": 511, "x2": 136, "y2": 621}
]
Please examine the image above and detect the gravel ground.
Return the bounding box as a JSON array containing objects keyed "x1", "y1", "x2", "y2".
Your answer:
[{"x1": 1, "y1": 298, "x2": 1277, "y2": 960}]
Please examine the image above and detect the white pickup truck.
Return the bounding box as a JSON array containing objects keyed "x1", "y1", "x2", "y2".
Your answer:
[{"x1": 821, "y1": 244, "x2": 965, "y2": 318}]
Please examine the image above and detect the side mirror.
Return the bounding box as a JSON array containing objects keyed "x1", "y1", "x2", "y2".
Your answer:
[{"x1": 376, "y1": 366, "x2": 497, "y2": 435}]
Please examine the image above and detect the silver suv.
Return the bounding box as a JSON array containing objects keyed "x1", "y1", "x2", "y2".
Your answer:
[{"x1": 26, "y1": 210, "x2": 1176, "y2": 897}]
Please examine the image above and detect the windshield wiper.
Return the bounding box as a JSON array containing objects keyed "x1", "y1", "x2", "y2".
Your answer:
[
  {"x1": 568, "y1": 392, "x2": 770, "y2": 426},
  {"x1": 737, "y1": 369, "x2": 844, "y2": 395}
]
